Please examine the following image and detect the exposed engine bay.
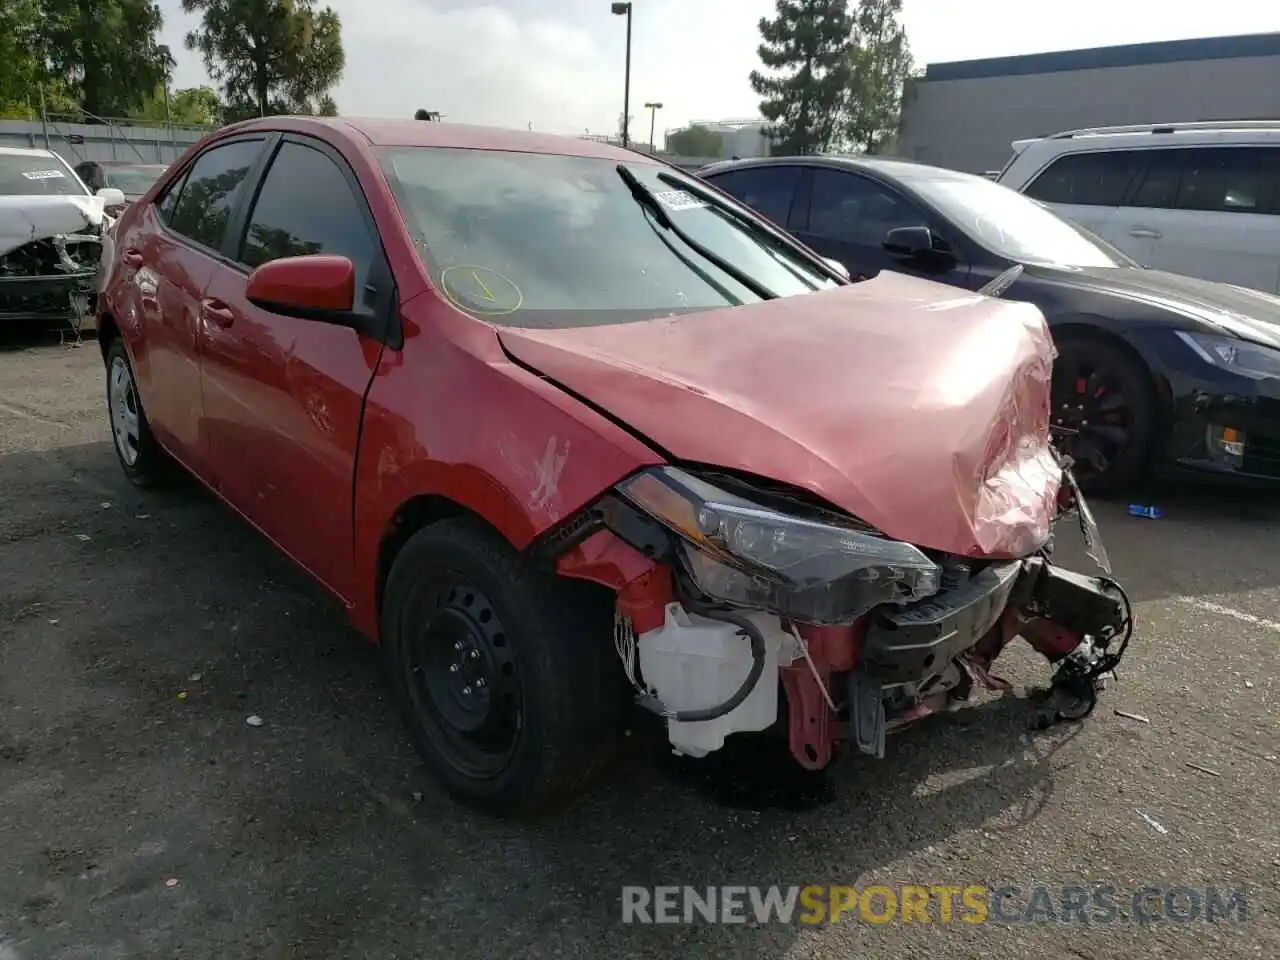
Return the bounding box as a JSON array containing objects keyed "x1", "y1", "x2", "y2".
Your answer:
[
  {"x1": 533, "y1": 452, "x2": 1132, "y2": 771},
  {"x1": 0, "y1": 196, "x2": 109, "y2": 331}
]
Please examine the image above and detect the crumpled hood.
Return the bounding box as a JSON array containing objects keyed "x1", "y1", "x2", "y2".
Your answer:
[
  {"x1": 499, "y1": 271, "x2": 1063, "y2": 558},
  {"x1": 0, "y1": 195, "x2": 106, "y2": 257},
  {"x1": 1041, "y1": 265, "x2": 1280, "y2": 348}
]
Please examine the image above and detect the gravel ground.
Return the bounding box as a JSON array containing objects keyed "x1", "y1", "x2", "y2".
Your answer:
[{"x1": 1, "y1": 335, "x2": 1278, "y2": 959}]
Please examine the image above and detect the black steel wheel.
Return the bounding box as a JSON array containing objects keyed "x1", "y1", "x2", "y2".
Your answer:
[
  {"x1": 405, "y1": 580, "x2": 523, "y2": 779},
  {"x1": 380, "y1": 517, "x2": 623, "y2": 817},
  {"x1": 1050, "y1": 334, "x2": 1155, "y2": 494}
]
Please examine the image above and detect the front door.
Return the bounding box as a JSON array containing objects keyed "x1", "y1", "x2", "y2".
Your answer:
[
  {"x1": 197, "y1": 136, "x2": 393, "y2": 599},
  {"x1": 791, "y1": 168, "x2": 969, "y2": 286}
]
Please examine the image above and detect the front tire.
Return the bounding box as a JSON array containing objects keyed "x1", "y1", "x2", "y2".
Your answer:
[
  {"x1": 1050, "y1": 334, "x2": 1155, "y2": 495},
  {"x1": 105, "y1": 338, "x2": 170, "y2": 487},
  {"x1": 381, "y1": 518, "x2": 623, "y2": 817}
]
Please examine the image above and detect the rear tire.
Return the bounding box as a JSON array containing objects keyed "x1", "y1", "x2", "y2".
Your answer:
[
  {"x1": 105, "y1": 338, "x2": 171, "y2": 488},
  {"x1": 1050, "y1": 333, "x2": 1155, "y2": 495},
  {"x1": 381, "y1": 518, "x2": 623, "y2": 817}
]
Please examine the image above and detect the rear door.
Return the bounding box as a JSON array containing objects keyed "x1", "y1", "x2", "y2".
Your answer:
[
  {"x1": 1020, "y1": 149, "x2": 1145, "y2": 258},
  {"x1": 1119, "y1": 145, "x2": 1280, "y2": 292},
  {"x1": 119, "y1": 136, "x2": 269, "y2": 475},
  {"x1": 197, "y1": 135, "x2": 394, "y2": 599},
  {"x1": 790, "y1": 167, "x2": 968, "y2": 284}
]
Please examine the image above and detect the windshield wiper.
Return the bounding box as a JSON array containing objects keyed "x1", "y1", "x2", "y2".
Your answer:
[
  {"x1": 615, "y1": 164, "x2": 778, "y2": 301},
  {"x1": 654, "y1": 170, "x2": 849, "y2": 286}
]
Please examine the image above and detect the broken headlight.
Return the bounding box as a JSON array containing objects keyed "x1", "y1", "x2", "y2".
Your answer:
[{"x1": 616, "y1": 467, "x2": 942, "y2": 625}]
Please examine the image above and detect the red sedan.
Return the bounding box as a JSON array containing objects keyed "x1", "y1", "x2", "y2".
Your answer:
[{"x1": 97, "y1": 117, "x2": 1132, "y2": 816}]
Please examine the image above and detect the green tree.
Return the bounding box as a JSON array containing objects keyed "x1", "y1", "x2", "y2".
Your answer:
[
  {"x1": 0, "y1": 0, "x2": 42, "y2": 117},
  {"x1": 843, "y1": 0, "x2": 913, "y2": 153},
  {"x1": 131, "y1": 84, "x2": 224, "y2": 126},
  {"x1": 749, "y1": 0, "x2": 855, "y2": 155},
  {"x1": 40, "y1": 0, "x2": 173, "y2": 118},
  {"x1": 665, "y1": 124, "x2": 725, "y2": 157},
  {"x1": 181, "y1": 0, "x2": 345, "y2": 120}
]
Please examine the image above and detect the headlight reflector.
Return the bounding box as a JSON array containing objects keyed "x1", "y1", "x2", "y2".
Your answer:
[
  {"x1": 1175, "y1": 330, "x2": 1280, "y2": 381},
  {"x1": 616, "y1": 467, "x2": 941, "y2": 624}
]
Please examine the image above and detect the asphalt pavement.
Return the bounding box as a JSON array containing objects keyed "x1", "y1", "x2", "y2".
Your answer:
[{"x1": 1, "y1": 336, "x2": 1278, "y2": 959}]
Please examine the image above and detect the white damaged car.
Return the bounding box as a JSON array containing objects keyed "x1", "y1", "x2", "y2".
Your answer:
[{"x1": 0, "y1": 146, "x2": 125, "y2": 333}]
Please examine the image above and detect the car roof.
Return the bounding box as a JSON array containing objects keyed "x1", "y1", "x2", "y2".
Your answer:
[
  {"x1": 699, "y1": 154, "x2": 988, "y2": 186},
  {"x1": 219, "y1": 115, "x2": 663, "y2": 163},
  {"x1": 0, "y1": 146, "x2": 58, "y2": 159},
  {"x1": 82, "y1": 160, "x2": 168, "y2": 168}
]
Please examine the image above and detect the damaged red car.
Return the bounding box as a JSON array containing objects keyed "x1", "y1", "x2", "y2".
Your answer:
[{"x1": 97, "y1": 117, "x2": 1134, "y2": 816}]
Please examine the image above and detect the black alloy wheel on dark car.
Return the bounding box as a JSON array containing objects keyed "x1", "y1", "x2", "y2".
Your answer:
[{"x1": 1049, "y1": 334, "x2": 1155, "y2": 493}]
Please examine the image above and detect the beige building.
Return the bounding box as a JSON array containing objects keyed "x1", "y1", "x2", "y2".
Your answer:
[{"x1": 896, "y1": 32, "x2": 1280, "y2": 174}]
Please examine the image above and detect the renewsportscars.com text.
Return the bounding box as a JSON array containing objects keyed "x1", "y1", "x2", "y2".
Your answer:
[{"x1": 621, "y1": 884, "x2": 1249, "y2": 926}]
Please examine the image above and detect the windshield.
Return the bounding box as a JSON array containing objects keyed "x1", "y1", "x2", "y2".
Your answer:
[
  {"x1": 104, "y1": 165, "x2": 166, "y2": 197},
  {"x1": 910, "y1": 175, "x2": 1137, "y2": 269},
  {"x1": 377, "y1": 147, "x2": 837, "y2": 327},
  {"x1": 0, "y1": 154, "x2": 87, "y2": 197}
]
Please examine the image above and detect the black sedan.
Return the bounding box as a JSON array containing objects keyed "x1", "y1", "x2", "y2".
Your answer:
[{"x1": 698, "y1": 155, "x2": 1280, "y2": 492}]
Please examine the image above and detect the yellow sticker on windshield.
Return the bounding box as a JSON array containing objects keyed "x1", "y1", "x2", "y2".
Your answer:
[{"x1": 438, "y1": 265, "x2": 524, "y2": 317}]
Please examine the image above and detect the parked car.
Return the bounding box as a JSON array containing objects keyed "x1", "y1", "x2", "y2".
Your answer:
[
  {"x1": 0, "y1": 146, "x2": 125, "y2": 332},
  {"x1": 995, "y1": 120, "x2": 1280, "y2": 294},
  {"x1": 74, "y1": 160, "x2": 170, "y2": 212},
  {"x1": 699, "y1": 154, "x2": 1280, "y2": 492},
  {"x1": 97, "y1": 117, "x2": 1131, "y2": 816}
]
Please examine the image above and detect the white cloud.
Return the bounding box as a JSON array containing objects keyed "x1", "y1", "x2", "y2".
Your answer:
[{"x1": 159, "y1": 0, "x2": 1280, "y2": 137}]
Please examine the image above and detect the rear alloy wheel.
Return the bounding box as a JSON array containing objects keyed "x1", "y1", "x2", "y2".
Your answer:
[
  {"x1": 381, "y1": 518, "x2": 623, "y2": 817},
  {"x1": 105, "y1": 338, "x2": 170, "y2": 487},
  {"x1": 1050, "y1": 334, "x2": 1154, "y2": 494}
]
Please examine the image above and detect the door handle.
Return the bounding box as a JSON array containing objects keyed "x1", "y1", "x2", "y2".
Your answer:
[
  {"x1": 201, "y1": 299, "x2": 236, "y2": 328},
  {"x1": 1128, "y1": 227, "x2": 1162, "y2": 240},
  {"x1": 121, "y1": 249, "x2": 144, "y2": 267}
]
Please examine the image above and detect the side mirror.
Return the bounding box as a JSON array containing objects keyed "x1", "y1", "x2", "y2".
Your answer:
[
  {"x1": 883, "y1": 225, "x2": 935, "y2": 258},
  {"x1": 246, "y1": 255, "x2": 360, "y2": 326},
  {"x1": 97, "y1": 187, "x2": 126, "y2": 209},
  {"x1": 823, "y1": 257, "x2": 851, "y2": 280}
]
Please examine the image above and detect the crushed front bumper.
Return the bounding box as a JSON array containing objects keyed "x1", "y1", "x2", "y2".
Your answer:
[
  {"x1": 782, "y1": 479, "x2": 1131, "y2": 769},
  {"x1": 0, "y1": 274, "x2": 96, "y2": 324}
]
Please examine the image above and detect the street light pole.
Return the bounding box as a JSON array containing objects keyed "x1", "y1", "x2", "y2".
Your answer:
[
  {"x1": 644, "y1": 102, "x2": 663, "y2": 153},
  {"x1": 611, "y1": 2, "x2": 633, "y2": 148}
]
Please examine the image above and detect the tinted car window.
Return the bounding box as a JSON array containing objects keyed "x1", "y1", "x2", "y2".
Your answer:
[
  {"x1": 705, "y1": 166, "x2": 800, "y2": 227},
  {"x1": 1023, "y1": 150, "x2": 1142, "y2": 207},
  {"x1": 1129, "y1": 150, "x2": 1181, "y2": 209},
  {"x1": 0, "y1": 153, "x2": 87, "y2": 197},
  {"x1": 804, "y1": 169, "x2": 929, "y2": 246},
  {"x1": 238, "y1": 141, "x2": 378, "y2": 295},
  {"x1": 74, "y1": 161, "x2": 106, "y2": 191},
  {"x1": 377, "y1": 148, "x2": 837, "y2": 328},
  {"x1": 167, "y1": 139, "x2": 264, "y2": 250},
  {"x1": 1175, "y1": 147, "x2": 1278, "y2": 215}
]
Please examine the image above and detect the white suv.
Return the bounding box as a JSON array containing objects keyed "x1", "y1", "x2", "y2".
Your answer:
[{"x1": 996, "y1": 121, "x2": 1280, "y2": 294}]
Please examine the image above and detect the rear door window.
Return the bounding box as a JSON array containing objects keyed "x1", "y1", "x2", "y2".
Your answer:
[
  {"x1": 1023, "y1": 150, "x2": 1145, "y2": 207},
  {"x1": 165, "y1": 138, "x2": 266, "y2": 251},
  {"x1": 1174, "y1": 147, "x2": 1279, "y2": 215},
  {"x1": 1126, "y1": 146, "x2": 1280, "y2": 214},
  {"x1": 704, "y1": 166, "x2": 802, "y2": 227}
]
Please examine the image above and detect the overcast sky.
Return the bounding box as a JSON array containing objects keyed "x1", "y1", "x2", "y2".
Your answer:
[{"x1": 157, "y1": 0, "x2": 1280, "y2": 137}]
